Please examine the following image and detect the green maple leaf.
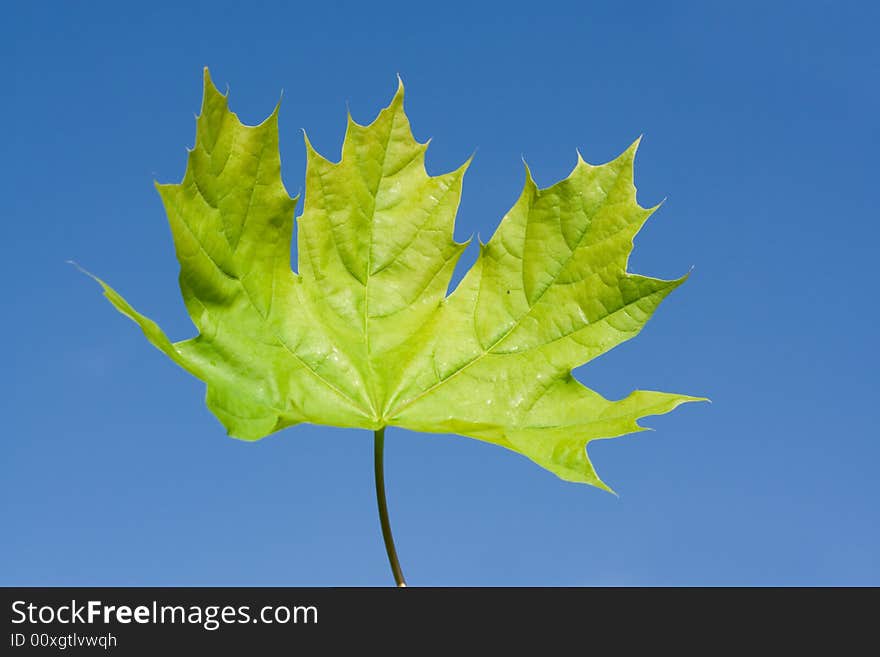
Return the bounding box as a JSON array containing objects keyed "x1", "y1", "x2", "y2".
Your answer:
[{"x1": 85, "y1": 69, "x2": 703, "y2": 493}]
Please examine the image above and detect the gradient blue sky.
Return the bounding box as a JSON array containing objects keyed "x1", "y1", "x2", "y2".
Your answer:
[{"x1": 3, "y1": 1, "x2": 877, "y2": 586}]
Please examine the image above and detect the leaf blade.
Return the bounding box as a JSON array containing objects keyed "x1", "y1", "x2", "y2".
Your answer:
[{"x1": 87, "y1": 71, "x2": 705, "y2": 490}]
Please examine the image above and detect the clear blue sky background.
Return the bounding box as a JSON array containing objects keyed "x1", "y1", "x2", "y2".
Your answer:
[{"x1": 3, "y1": 1, "x2": 877, "y2": 586}]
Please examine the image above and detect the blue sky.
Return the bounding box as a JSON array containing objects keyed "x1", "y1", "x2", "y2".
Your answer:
[{"x1": 2, "y1": 0, "x2": 877, "y2": 585}]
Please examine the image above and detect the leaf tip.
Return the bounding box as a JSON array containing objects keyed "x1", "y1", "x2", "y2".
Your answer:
[
  {"x1": 302, "y1": 128, "x2": 315, "y2": 153},
  {"x1": 582, "y1": 456, "x2": 617, "y2": 495},
  {"x1": 630, "y1": 133, "x2": 644, "y2": 152},
  {"x1": 273, "y1": 86, "x2": 285, "y2": 116},
  {"x1": 303, "y1": 128, "x2": 332, "y2": 167},
  {"x1": 646, "y1": 195, "x2": 667, "y2": 215},
  {"x1": 459, "y1": 149, "x2": 477, "y2": 174},
  {"x1": 67, "y1": 259, "x2": 101, "y2": 286},
  {"x1": 520, "y1": 156, "x2": 537, "y2": 189},
  {"x1": 202, "y1": 66, "x2": 225, "y2": 99},
  {"x1": 602, "y1": 483, "x2": 619, "y2": 498},
  {"x1": 673, "y1": 265, "x2": 697, "y2": 288},
  {"x1": 614, "y1": 135, "x2": 643, "y2": 170},
  {"x1": 386, "y1": 74, "x2": 405, "y2": 110}
]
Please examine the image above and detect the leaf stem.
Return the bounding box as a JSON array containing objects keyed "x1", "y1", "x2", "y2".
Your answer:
[{"x1": 374, "y1": 427, "x2": 406, "y2": 587}]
